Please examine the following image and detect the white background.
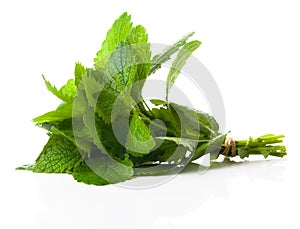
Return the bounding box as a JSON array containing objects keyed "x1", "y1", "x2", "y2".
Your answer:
[{"x1": 1, "y1": 0, "x2": 299, "y2": 228}]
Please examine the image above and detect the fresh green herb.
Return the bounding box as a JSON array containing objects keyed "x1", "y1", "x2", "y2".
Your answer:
[{"x1": 17, "y1": 12, "x2": 286, "y2": 186}]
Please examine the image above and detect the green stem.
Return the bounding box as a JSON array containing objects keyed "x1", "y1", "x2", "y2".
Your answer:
[
  {"x1": 142, "y1": 99, "x2": 154, "y2": 116},
  {"x1": 221, "y1": 134, "x2": 287, "y2": 159}
]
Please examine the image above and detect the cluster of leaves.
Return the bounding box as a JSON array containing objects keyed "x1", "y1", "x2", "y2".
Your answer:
[{"x1": 17, "y1": 13, "x2": 286, "y2": 186}]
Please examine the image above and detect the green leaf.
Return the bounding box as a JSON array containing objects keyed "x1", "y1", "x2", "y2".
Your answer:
[
  {"x1": 150, "y1": 101, "x2": 219, "y2": 138},
  {"x1": 133, "y1": 144, "x2": 189, "y2": 175},
  {"x1": 262, "y1": 150, "x2": 270, "y2": 159},
  {"x1": 94, "y1": 12, "x2": 133, "y2": 67},
  {"x1": 96, "y1": 87, "x2": 120, "y2": 124},
  {"x1": 32, "y1": 135, "x2": 82, "y2": 173},
  {"x1": 73, "y1": 157, "x2": 133, "y2": 185},
  {"x1": 238, "y1": 149, "x2": 249, "y2": 159},
  {"x1": 150, "y1": 99, "x2": 167, "y2": 106},
  {"x1": 71, "y1": 119, "x2": 95, "y2": 156},
  {"x1": 74, "y1": 62, "x2": 87, "y2": 87},
  {"x1": 129, "y1": 52, "x2": 152, "y2": 105},
  {"x1": 36, "y1": 119, "x2": 93, "y2": 156},
  {"x1": 50, "y1": 126, "x2": 75, "y2": 144},
  {"x1": 126, "y1": 25, "x2": 148, "y2": 44},
  {"x1": 60, "y1": 79, "x2": 77, "y2": 99},
  {"x1": 191, "y1": 143, "x2": 209, "y2": 161},
  {"x1": 72, "y1": 161, "x2": 109, "y2": 186},
  {"x1": 96, "y1": 44, "x2": 138, "y2": 123},
  {"x1": 129, "y1": 140, "x2": 176, "y2": 166},
  {"x1": 166, "y1": 40, "x2": 201, "y2": 100},
  {"x1": 155, "y1": 136, "x2": 202, "y2": 151},
  {"x1": 96, "y1": 115, "x2": 128, "y2": 160},
  {"x1": 126, "y1": 25, "x2": 151, "y2": 82},
  {"x1": 92, "y1": 16, "x2": 151, "y2": 123},
  {"x1": 196, "y1": 110, "x2": 219, "y2": 135},
  {"x1": 73, "y1": 68, "x2": 129, "y2": 156},
  {"x1": 150, "y1": 32, "x2": 195, "y2": 74},
  {"x1": 42, "y1": 75, "x2": 76, "y2": 103},
  {"x1": 42, "y1": 75, "x2": 62, "y2": 99},
  {"x1": 170, "y1": 103, "x2": 219, "y2": 137},
  {"x1": 151, "y1": 106, "x2": 181, "y2": 137},
  {"x1": 36, "y1": 118, "x2": 72, "y2": 132},
  {"x1": 82, "y1": 73, "x2": 103, "y2": 107},
  {"x1": 192, "y1": 134, "x2": 226, "y2": 161},
  {"x1": 16, "y1": 164, "x2": 34, "y2": 171},
  {"x1": 105, "y1": 43, "x2": 138, "y2": 90},
  {"x1": 126, "y1": 111, "x2": 156, "y2": 156},
  {"x1": 33, "y1": 103, "x2": 73, "y2": 123},
  {"x1": 133, "y1": 49, "x2": 151, "y2": 82},
  {"x1": 205, "y1": 134, "x2": 226, "y2": 160},
  {"x1": 72, "y1": 107, "x2": 104, "y2": 157},
  {"x1": 82, "y1": 108, "x2": 103, "y2": 150}
]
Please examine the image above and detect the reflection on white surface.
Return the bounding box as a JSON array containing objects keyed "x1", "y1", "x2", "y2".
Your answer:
[{"x1": 35, "y1": 158, "x2": 286, "y2": 229}]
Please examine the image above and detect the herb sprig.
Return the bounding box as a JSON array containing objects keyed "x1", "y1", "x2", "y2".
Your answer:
[{"x1": 17, "y1": 13, "x2": 286, "y2": 186}]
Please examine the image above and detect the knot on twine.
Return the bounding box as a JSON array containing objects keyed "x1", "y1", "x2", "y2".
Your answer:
[{"x1": 221, "y1": 137, "x2": 237, "y2": 157}]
